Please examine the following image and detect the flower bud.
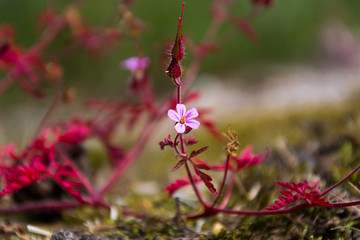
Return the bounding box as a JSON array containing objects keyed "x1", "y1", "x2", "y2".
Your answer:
[{"x1": 166, "y1": 58, "x2": 181, "y2": 79}]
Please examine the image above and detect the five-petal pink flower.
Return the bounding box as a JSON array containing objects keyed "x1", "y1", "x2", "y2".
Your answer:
[{"x1": 168, "y1": 104, "x2": 200, "y2": 134}]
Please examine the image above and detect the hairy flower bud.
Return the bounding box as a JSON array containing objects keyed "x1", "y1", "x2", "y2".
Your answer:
[{"x1": 166, "y1": 58, "x2": 181, "y2": 79}]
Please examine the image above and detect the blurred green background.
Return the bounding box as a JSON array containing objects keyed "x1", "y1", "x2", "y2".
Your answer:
[{"x1": 0, "y1": 0, "x2": 359, "y2": 102}]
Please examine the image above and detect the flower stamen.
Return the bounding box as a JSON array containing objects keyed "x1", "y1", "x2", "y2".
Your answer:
[{"x1": 180, "y1": 116, "x2": 186, "y2": 124}]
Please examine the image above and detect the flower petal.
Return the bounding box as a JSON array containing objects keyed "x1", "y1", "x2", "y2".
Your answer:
[
  {"x1": 121, "y1": 57, "x2": 139, "y2": 71},
  {"x1": 186, "y1": 119, "x2": 200, "y2": 129},
  {"x1": 121, "y1": 57, "x2": 150, "y2": 72},
  {"x1": 175, "y1": 123, "x2": 186, "y2": 133},
  {"x1": 176, "y1": 104, "x2": 186, "y2": 117},
  {"x1": 185, "y1": 108, "x2": 199, "y2": 120},
  {"x1": 168, "y1": 109, "x2": 180, "y2": 122}
]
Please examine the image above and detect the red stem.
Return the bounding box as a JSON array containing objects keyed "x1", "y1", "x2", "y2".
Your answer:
[
  {"x1": 174, "y1": 133, "x2": 181, "y2": 155},
  {"x1": 30, "y1": 0, "x2": 87, "y2": 53},
  {"x1": 320, "y1": 163, "x2": 360, "y2": 197},
  {"x1": 179, "y1": 129, "x2": 207, "y2": 205},
  {"x1": 0, "y1": 201, "x2": 87, "y2": 214},
  {"x1": 34, "y1": 78, "x2": 63, "y2": 136},
  {"x1": 211, "y1": 154, "x2": 231, "y2": 207},
  {"x1": 177, "y1": 84, "x2": 181, "y2": 103},
  {"x1": 327, "y1": 200, "x2": 360, "y2": 208},
  {"x1": 219, "y1": 171, "x2": 236, "y2": 208},
  {"x1": 180, "y1": 2, "x2": 185, "y2": 20},
  {"x1": 30, "y1": 16, "x2": 68, "y2": 54},
  {"x1": 185, "y1": 161, "x2": 208, "y2": 207},
  {"x1": 187, "y1": 198, "x2": 360, "y2": 220},
  {"x1": 98, "y1": 119, "x2": 158, "y2": 197},
  {"x1": 0, "y1": 200, "x2": 110, "y2": 215}
]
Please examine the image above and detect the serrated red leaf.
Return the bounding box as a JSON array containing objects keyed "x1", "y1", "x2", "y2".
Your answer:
[
  {"x1": 267, "y1": 180, "x2": 330, "y2": 211},
  {"x1": 199, "y1": 173, "x2": 218, "y2": 196}
]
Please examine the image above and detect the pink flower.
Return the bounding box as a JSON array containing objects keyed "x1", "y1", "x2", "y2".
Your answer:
[
  {"x1": 168, "y1": 104, "x2": 200, "y2": 134},
  {"x1": 120, "y1": 56, "x2": 150, "y2": 72}
]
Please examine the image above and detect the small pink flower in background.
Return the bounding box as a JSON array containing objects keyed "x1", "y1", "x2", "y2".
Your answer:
[
  {"x1": 121, "y1": 56, "x2": 150, "y2": 72},
  {"x1": 168, "y1": 104, "x2": 200, "y2": 134}
]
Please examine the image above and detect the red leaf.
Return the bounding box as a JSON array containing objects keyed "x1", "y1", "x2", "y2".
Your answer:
[
  {"x1": 171, "y1": 160, "x2": 186, "y2": 172},
  {"x1": 0, "y1": 118, "x2": 92, "y2": 203},
  {"x1": 196, "y1": 164, "x2": 211, "y2": 171},
  {"x1": 266, "y1": 180, "x2": 330, "y2": 211},
  {"x1": 192, "y1": 164, "x2": 217, "y2": 196},
  {"x1": 0, "y1": 163, "x2": 49, "y2": 197},
  {"x1": 53, "y1": 163, "x2": 87, "y2": 203},
  {"x1": 164, "y1": 179, "x2": 190, "y2": 196},
  {"x1": 199, "y1": 172, "x2": 218, "y2": 196},
  {"x1": 190, "y1": 146, "x2": 209, "y2": 158},
  {"x1": 164, "y1": 176, "x2": 201, "y2": 196},
  {"x1": 194, "y1": 157, "x2": 229, "y2": 171},
  {"x1": 232, "y1": 146, "x2": 268, "y2": 171}
]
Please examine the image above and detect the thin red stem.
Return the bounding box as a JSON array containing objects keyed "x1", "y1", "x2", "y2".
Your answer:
[
  {"x1": 321, "y1": 163, "x2": 360, "y2": 197},
  {"x1": 0, "y1": 200, "x2": 110, "y2": 215},
  {"x1": 188, "y1": 199, "x2": 360, "y2": 220},
  {"x1": 0, "y1": 201, "x2": 87, "y2": 214},
  {"x1": 30, "y1": 16, "x2": 68, "y2": 54},
  {"x1": 180, "y1": 2, "x2": 185, "y2": 20},
  {"x1": 174, "y1": 133, "x2": 181, "y2": 155},
  {"x1": 30, "y1": 0, "x2": 87, "y2": 54},
  {"x1": 186, "y1": 203, "x2": 310, "y2": 220},
  {"x1": 185, "y1": 161, "x2": 207, "y2": 207},
  {"x1": 179, "y1": 134, "x2": 186, "y2": 154},
  {"x1": 219, "y1": 171, "x2": 236, "y2": 208},
  {"x1": 177, "y1": 84, "x2": 181, "y2": 103},
  {"x1": 98, "y1": 119, "x2": 158, "y2": 197},
  {"x1": 327, "y1": 200, "x2": 360, "y2": 208},
  {"x1": 34, "y1": 79, "x2": 63, "y2": 136},
  {"x1": 211, "y1": 154, "x2": 230, "y2": 207}
]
